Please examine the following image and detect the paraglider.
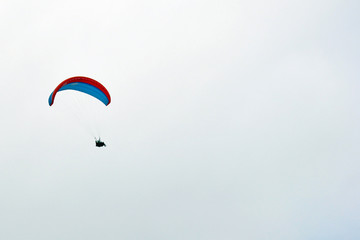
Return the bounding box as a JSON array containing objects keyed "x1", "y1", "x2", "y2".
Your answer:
[{"x1": 48, "y1": 76, "x2": 111, "y2": 147}]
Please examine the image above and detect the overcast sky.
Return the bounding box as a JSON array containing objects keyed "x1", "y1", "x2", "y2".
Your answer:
[{"x1": 0, "y1": 0, "x2": 359, "y2": 239}]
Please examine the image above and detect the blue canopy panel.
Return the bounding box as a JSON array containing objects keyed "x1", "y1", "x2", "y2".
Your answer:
[{"x1": 48, "y1": 82, "x2": 110, "y2": 106}]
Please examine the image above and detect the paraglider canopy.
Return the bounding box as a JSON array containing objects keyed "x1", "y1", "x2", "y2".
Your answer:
[{"x1": 48, "y1": 76, "x2": 111, "y2": 106}]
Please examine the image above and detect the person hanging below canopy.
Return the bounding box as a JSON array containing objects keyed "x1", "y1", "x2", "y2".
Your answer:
[{"x1": 95, "y1": 137, "x2": 106, "y2": 147}]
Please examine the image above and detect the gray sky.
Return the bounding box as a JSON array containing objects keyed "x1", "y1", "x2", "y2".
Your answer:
[{"x1": 1, "y1": 0, "x2": 360, "y2": 239}]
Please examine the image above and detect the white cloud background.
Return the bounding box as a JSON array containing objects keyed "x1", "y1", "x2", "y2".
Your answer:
[{"x1": 0, "y1": 0, "x2": 359, "y2": 239}]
